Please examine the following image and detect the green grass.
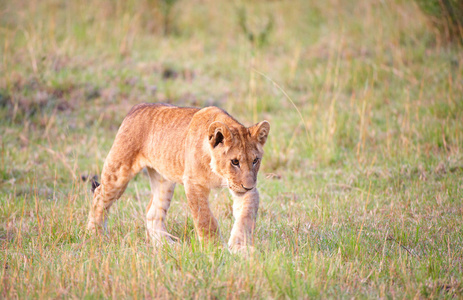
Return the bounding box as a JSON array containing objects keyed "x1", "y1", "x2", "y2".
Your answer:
[{"x1": 1, "y1": 0, "x2": 462, "y2": 298}]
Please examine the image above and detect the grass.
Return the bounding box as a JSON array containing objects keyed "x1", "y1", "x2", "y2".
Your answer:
[{"x1": 1, "y1": 0, "x2": 462, "y2": 298}]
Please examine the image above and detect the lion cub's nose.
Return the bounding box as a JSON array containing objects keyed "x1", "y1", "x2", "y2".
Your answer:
[{"x1": 241, "y1": 184, "x2": 254, "y2": 191}]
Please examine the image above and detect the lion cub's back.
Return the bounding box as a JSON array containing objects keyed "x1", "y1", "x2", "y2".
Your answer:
[
  {"x1": 122, "y1": 102, "x2": 199, "y2": 144},
  {"x1": 125, "y1": 103, "x2": 198, "y2": 127},
  {"x1": 117, "y1": 103, "x2": 199, "y2": 181}
]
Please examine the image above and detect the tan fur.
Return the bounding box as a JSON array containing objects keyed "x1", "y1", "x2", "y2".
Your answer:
[{"x1": 87, "y1": 103, "x2": 270, "y2": 252}]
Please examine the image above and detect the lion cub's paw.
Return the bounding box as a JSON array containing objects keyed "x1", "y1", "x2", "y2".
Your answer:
[
  {"x1": 86, "y1": 221, "x2": 105, "y2": 235},
  {"x1": 148, "y1": 232, "x2": 177, "y2": 249},
  {"x1": 152, "y1": 238, "x2": 175, "y2": 247},
  {"x1": 229, "y1": 244, "x2": 256, "y2": 256}
]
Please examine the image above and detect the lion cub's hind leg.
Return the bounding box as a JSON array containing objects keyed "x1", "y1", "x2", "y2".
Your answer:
[
  {"x1": 146, "y1": 167, "x2": 176, "y2": 246},
  {"x1": 87, "y1": 160, "x2": 136, "y2": 233}
]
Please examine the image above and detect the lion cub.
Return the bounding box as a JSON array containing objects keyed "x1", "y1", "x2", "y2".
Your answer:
[{"x1": 87, "y1": 103, "x2": 270, "y2": 252}]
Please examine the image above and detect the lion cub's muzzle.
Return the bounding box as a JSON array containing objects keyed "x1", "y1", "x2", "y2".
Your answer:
[
  {"x1": 241, "y1": 184, "x2": 254, "y2": 191},
  {"x1": 229, "y1": 182, "x2": 256, "y2": 195}
]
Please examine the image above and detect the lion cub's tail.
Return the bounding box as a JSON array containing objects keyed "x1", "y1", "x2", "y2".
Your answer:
[
  {"x1": 81, "y1": 175, "x2": 100, "y2": 193},
  {"x1": 91, "y1": 179, "x2": 100, "y2": 193}
]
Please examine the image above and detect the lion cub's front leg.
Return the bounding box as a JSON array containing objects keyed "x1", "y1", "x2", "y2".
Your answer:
[
  {"x1": 228, "y1": 189, "x2": 260, "y2": 253},
  {"x1": 185, "y1": 182, "x2": 221, "y2": 243}
]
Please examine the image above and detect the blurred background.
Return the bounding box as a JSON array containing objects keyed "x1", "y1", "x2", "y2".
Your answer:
[
  {"x1": 1, "y1": 0, "x2": 461, "y2": 170},
  {"x1": 0, "y1": 0, "x2": 462, "y2": 298}
]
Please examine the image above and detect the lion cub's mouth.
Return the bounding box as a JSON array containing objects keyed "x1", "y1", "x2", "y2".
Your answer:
[{"x1": 228, "y1": 183, "x2": 252, "y2": 195}]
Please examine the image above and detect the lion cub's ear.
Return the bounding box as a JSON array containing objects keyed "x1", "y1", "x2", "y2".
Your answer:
[
  {"x1": 208, "y1": 121, "x2": 233, "y2": 148},
  {"x1": 250, "y1": 121, "x2": 270, "y2": 145}
]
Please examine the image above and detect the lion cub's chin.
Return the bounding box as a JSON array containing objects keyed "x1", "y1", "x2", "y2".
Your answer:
[{"x1": 229, "y1": 189, "x2": 249, "y2": 197}]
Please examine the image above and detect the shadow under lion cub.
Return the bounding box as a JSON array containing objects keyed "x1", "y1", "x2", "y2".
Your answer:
[{"x1": 87, "y1": 103, "x2": 270, "y2": 254}]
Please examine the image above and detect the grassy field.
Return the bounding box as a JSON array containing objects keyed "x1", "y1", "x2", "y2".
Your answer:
[{"x1": 1, "y1": 0, "x2": 462, "y2": 298}]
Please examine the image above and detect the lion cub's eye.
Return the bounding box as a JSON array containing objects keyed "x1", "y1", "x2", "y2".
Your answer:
[
  {"x1": 231, "y1": 159, "x2": 240, "y2": 166},
  {"x1": 253, "y1": 158, "x2": 259, "y2": 165}
]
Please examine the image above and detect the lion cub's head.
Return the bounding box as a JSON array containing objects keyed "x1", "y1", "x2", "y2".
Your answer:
[{"x1": 208, "y1": 120, "x2": 270, "y2": 194}]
